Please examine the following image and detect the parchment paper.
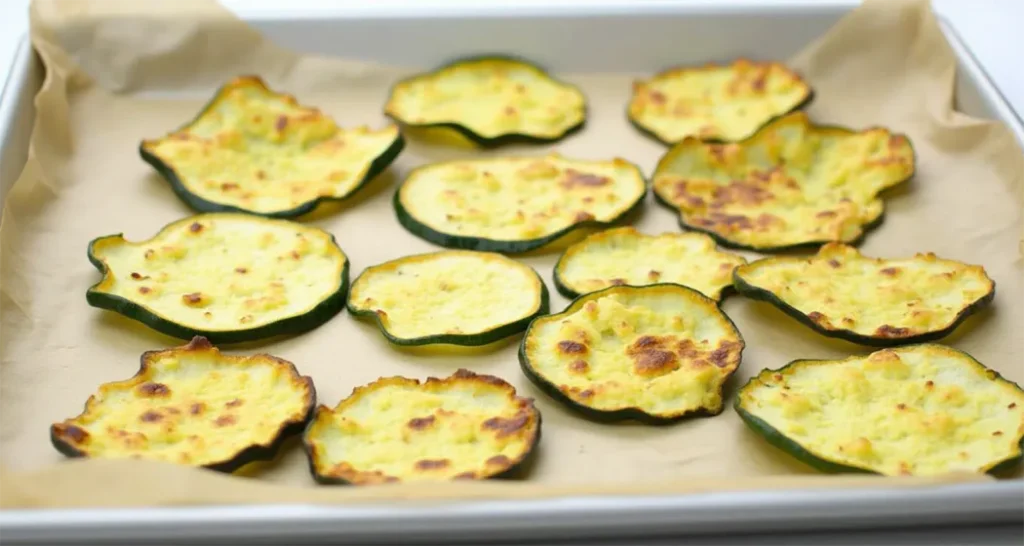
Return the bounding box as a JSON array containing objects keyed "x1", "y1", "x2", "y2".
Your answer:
[{"x1": 1, "y1": 0, "x2": 1021, "y2": 509}]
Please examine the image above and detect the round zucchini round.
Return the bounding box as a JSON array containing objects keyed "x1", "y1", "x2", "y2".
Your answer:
[{"x1": 519, "y1": 284, "x2": 745, "y2": 423}]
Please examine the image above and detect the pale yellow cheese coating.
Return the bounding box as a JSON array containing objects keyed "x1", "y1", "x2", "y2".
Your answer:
[
  {"x1": 142, "y1": 76, "x2": 400, "y2": 214},
  {"x1": 736, "y1": 243, "x2": 993, "y2": 339},
  {"x1": 89, "y1": 214, "x2": 346, "y2": 333},
  {"x1": 385, "y1": 58, "x2": 585, "y2": 140},
  {"x1": 523, "y1": 286, "x2": 743, "y2": 417},
  {"x1": 556, "y1": 227, "x2": 746, "y2": 300},
  {"x1": 629, "y1": 59, "x2": 811, "y2": 143},
  {"x1": 653, "y1": 112, "x2": 914, "y2": 249},
  {"x1": 349, "y1": 251, "x2": 542, "y2": 340},
  {"x1": 739, "y1": 345, "x2": 1024, "y2": 476},
  {"x1": 399, "y1": 155, "x2": 645, "y2": 242}
]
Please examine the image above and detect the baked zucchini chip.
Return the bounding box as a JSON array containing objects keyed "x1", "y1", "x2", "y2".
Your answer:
[
  {"x1": 395, "y1": 154, "x2": 646, "y2": 253},
  {"x1": 384, "y1": 56, "x2": 586, "y2": 146},
  {"x1": 348, "y1": 250, "x2": 548, "y2": 346},
  {"x1": 733, "y1": 243, "x2": 995, "y2": 346},
  {"x1": 141, "y1": 76, "x2": 404, "y2": 218},
  {"x1": 87, "y1": 213, "x2": 349, "y2": 343},
  {"x1": 652, "y1": 112, "x2": 915, "y2": 251},
  {"x1": 51, "y1": 336, "x2": 315, "y2": 472},
  {"x1": 735, "y1": 345, "x2": 1024, "y2": 476},
  {"x1": 520, "y1": 284, "x2": 744, "y2": 423},
  {"x1": 628, "y1": 59, "x2": 812, "y2": 144},
  {"x1": 553, "y1": 227, "x2": 746, "y2": 300},
  {"x1": 304, "y1": 369, "x2": 541, "y2": 484}
]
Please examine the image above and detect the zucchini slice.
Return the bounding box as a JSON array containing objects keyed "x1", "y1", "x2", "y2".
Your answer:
[
  {"x1": 348, "y1": 250, "x2": 548, "y2": 346},
  {"x1": 140, "y1": 76, "x2": 404, "y2": 218},
  {"x1": 395, "y1": 154, "x2": 647, "y2": 253},
  {"x1": 553, "y1": 227, "x2": 747, "y2": 301},
  {"x1": 51, "y1": 336, "x2": 315, "y2": 472},
  {"x1": 652, "y1": 112, "x2": 915, "y2": 251},
  {"x1": 519, "y1": 284, "x2": 745, "y2": 423},
  {"x1": 87, "y1": 213, "x2": 349, "y2": 343},
  {"x1": 384, "y1": 56, "x2": 586, "y2": 146},
  {"x1": 733, "y1": 243, "x2": 995, "y2": 346},
  {"x1": 735, "y1": 345, "x2": 1024, "y2": 476},
  {"x1": 304, "y1": 369, "x2": 541, "y2": 484},
  {"x1": 628, "y1": 59, "x2": 812, "y2": 144}
]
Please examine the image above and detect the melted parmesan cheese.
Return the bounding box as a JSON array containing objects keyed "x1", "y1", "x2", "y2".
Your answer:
[
  {"x1": 399, "y1": 155, "x2": 645, "y2": 243},
  {"x1": 735, "y1": 243, "x2": 993, "y2": 340},
  {"x1": 653, "y1": 112, "x2": 914, "y2": 249},
  {"x1": 89, "y1": 214, "x2": 346, "y2": 334},
  {"x1": 738, "y1": 345, "x2": 1024, "y2": 476},
  {"x1": 142, "y1": 76, "x2": 401, "y2": 215},
  {"x1": 523, "y1": 285, "x2": 744, "y2": 418},
  {"x1": 385, "y1": 57, "x2": 585, "y2": 140},
  {"x1": 51, "y1": 338, "x2": 312, "y2": 467},
  {"x1": 305, "y1": 371, "x2": 539, "y2": 483},
  {"x1": 348, "y1": 251, "x2": 544, "y2": 342},
  {"x1": 629, "y1": 59, "x2": 811, "y2": 143},
  {"x1": 556, "y1": 227, "x2": 746, "y2": 300}
]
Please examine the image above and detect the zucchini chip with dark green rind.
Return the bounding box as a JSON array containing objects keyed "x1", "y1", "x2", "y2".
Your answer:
[
  {"x1": 733, "y1": 243, "x2": 995, "y2": 346},
  {"x1": 735, "y1": 344, "x2": 1024, "y2": 476},
  {"x1": 384, "y1": 56, "x2": 586, "y2": 146},
  {"x1": 51, "y1": 336, "x2": 315, "y2": 472},
  {"x1": 395, "y1": 154, "x2": 647, "y2": 253},
  {"x1": 519, "y1": 284, "x2": 744, "y2": 423},
  {"x1": 652, "y1": 112, "x2": 915, "y2": 251},
  {"x1": 348, "y1": 250, "x2": 548, "y2": 346},
  {"x1": 304, "y1": 369, "x2": 541, "y2": 484},
  {"x1": 86, "y1": 213, "x2": 349, "y2": 343},
  {"x1": 141, "y1": 75, "x2": 404, "y2": 218},
  {"x1": 553, "y1": 227, "x2": 746, "y2": 300},
  {"x1": 628, "y1": 59, "x2": 812, "y2": 144}
]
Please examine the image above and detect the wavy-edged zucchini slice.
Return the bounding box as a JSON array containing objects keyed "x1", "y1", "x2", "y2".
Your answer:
[
  {"x1": 86, "y1": 213, "x2": 349, "y2": 343},
  {"x1": 734, "y1": 243, "x2": 995, "y2": 346},
  {"x1": 51, "y1": 336, "x2": 315, "y2": 472},
  {"x1": 348, "y1": 250, "x2": 548, "y2": 346},
  {"x1": 140, "y1": 76, "x2": 404, "y2": 218},
  {"x1": 652, "y1": 112, "x2": 915, "y2": 251},
  {"x1": 304, "y1": 369, "x2": 541, "y2": 484},
  {"x1": 395, "y1": 154, "x2": 646, "y2": 253},
  {"x1": 553, "y1": 227, "x2": 747, "y2": 301},
  {"x1": 519, "y1": 284, "x2": 744, "y2": 423},
  {"x1": 384, "y1": 56, "x2": 586, "y2": 146},
  {"x1": 735, "y1": 345, "x2": 1024, "y2": 476},
  {"x1": 628, "y1": 59, "x2": 812, "y2": 144}
]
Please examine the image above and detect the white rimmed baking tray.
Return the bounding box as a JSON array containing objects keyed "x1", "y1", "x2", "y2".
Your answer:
[{"x1": 0, "y1": 1, "x2": 1022, "y2": 544}]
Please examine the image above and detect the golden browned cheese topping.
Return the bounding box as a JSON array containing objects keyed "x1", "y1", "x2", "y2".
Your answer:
[
  {"x1": 735, "y1": 243, "x2": 993, "y2": 340},
  {"x1": 50, "y1": 337, "x2": 313, "y2": 467},
  {"x1": 304, "y1": 370, "x2": 540, "y2": 484},
  {"x1": 398, "y1": 154, "x2": 645, "y2": 242},
  {"x1": 348, "y1": 250, "x2": 544, "y2": 341},
  {"x1": 385, "y1": 57, "x2": 585, "y2": 140},
  {"x1": 737, "y1": 345, "x2": 1024, "y2": 476},
  {"x1": 522, "y1": 285, "x2": 744, "y2": 418},
  {"x1": 141, "y1": 76, "x2": 400, "y2": 215},
  {"x1": 629, "y1": 59, "x2": 811, "y2": 143},
  {"x1": 556, "y1": 227, "x2": 746, "y2": 299},
  {"x1": 652, "y1": 112, "x2": 914, "y2": 249},
  {"x1": 88, "y1": 214, "x2": 347, "y2": 334}
]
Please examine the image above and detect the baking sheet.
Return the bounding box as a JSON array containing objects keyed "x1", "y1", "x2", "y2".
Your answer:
[{"x1": 1, "y1": 0, "x2": 1022, "y2": 509}]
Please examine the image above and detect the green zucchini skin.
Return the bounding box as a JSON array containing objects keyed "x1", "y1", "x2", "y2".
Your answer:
[
  {"x1": 731, "y1": 269, "x2": 996, "y2": 347},
  {"x1": 518, "y1": 283, "x2": 745, "y2": 424},
  {"x1": 139, "y1": 134, "x2": 405, "y2": 219},
  {"x1": 346, "y1": 268, "x2": 550, "y2": 347},
  {"x1": 384, "y1": 54, "x2": 587, "y2": 148},
  {"x1": 85, "y1": 232, "x2": 350, "y2": 345}
]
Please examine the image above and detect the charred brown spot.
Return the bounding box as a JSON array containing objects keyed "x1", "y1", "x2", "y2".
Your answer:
[
  {"x1": 557, "y1": 340, "x2": 588, "y2": 355},
  {"x1": 569, "y1": 359, "x2": 589, "y2": 373},
  {"x1": 694, "y1": 212, "x2": 753, "y2": 231},
  {"x1": 816, "y1": 210, "x2": 838, "y2": 218},
  {"x1": 144, "y1": 249, "x2": 155, "y2": 259},
  {"x1": 875, "y1": 324, "x2": 911, "y2": 337},
  {"x1": 925, "y1": 381, "x2": 934, "y2": 388},
  {"x1": 578, "y1": 389, "x2": 595, "y2": 399},
  {"x1": 240, "y1": 315, "x2": 254, "y2": 324},
  {"x1": 407, "y1": 415, "x2": 436, "y2": 430},
  {"x1": 504, "y1": 106, "x2": 516, "y2": 116},
  {"x1": 631, "y1": 347, "x2": 679, "y2": 376},
  {"x1": 487, "y1": 455, "x2": 511, "y2": 466},
  {"x1": 130, "y1": 272, "x2": 144, "y2": 280},
  {"x1": 138, "y1": 287, "x2": 151, "y2": 294},
  {"x1": 190, "y1": 403, "x2": 205, "y2": 415},
  {"x1": 709, "y1": 340, "x2": 741, "y2": 368},
  {"x1": 290, "y1": 250, "x2": 301, "y2": 260},
  {"x1": 561, "y1": 169, "x2": 610, "y2": 189},
  {"x1": 773, "y1": 374, "x2": 784, "y2": 381},
  {"x1": 574, "y1": 211, "x2": 596, "y2": 223},
  {"x1": 275, "y1": 115, "x2": 288, "y2": 131},
  {"x1": 897, "y1": 403, "x2": 907, "y2": 410},
  {"x1": 415, "y1": 459, "x2": 450, "y2": 470},
  {"x1": 221, "y1": 182, "x2": 239, "y2": 191},
  {"x1": 751, "y1": 70, "x2": 768, "y2": 92},
  {"x1": 166, "y1": 407, "x2": 181, "y2": 415},
  {"x1": 235, "y1": 267, "x2": 248, "y2": 274},
  {"x1": 60, "y1": 424, "x2": 89, "y2": 443},
  {"x1": 182, "y1": 292, "x2": 203, "y2": 305},
  {"x1": 647, "y1": 270, "x2": 661, "y2": 281},
  {"x1": 215, "y1": 415, "x2": 237, "y2": 427},
  {"x1": 828, "y1": 259, "x2": 841, "y2": 269},
  {"x1": 607, "y1": 278, "x2": 628, "y2": 287},
  {"x1": 482, "y1": 414, "x2": 530, "y2": 438},
  {"x1": 189, "y1": 222, "x2": 203, "y2": 233},
  {"x1": 225, "y1": 399, "x2": 243, "y2": 408},
  {"x1": 255, "y1": 170, "x2": 267, "y2": 180},
  {"x1": 139, "y1": 410, "x2": 163, "y2": 423},
  {"x1": 993, "y1": 431, "x2": 1003, "y2": 436},
  {"x1": 138, "y1": 382, "x2": 170, "y2": 397},
  {"x1": 649, "y1": 90, "x2": 667, "y2": 104},
  {"x1": 454, "y1": 472, "x2": 477, "y2": 480},
  {"x1": 842, "y1": 317, "x2": 855, "y2": 325},
  {"x1": 1010, "y1": 403, "x2": 1018, "y2": 409},
  {"x1": 807, "y1": 311, "x2": 827, "y2": 323},
  {"x1": 880, "y1": 267, "x2": 900, "y2": 276}
]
